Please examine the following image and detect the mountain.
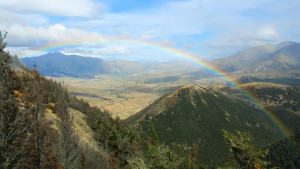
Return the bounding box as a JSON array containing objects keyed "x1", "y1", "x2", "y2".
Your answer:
[
  {"x1": 20, "y1": 52, "x2": 200, "y2": 78},
  {"x1": 211, "y1": 41, "x2": 298, "y2": 73},
  {"x1": 126, "y1": 84, "x2": 284, "y2": 165},
  {"x1": 237, "y1": 43, "x2": 300, "y2": 75},
  {"x1": 20, "y1": 52, "x2": 110, "y2": 78},
  {"x1": 211, "y1": 82, "x2": 300, "y2": 134}
]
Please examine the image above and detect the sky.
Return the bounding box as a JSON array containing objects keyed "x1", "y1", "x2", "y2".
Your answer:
[{"x1": 1, "y1": 0, "x2": 300, "y2": 61}]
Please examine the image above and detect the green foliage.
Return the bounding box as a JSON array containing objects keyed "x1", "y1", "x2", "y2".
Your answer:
[
  {"x1": 222, "y1": 130, "x2": 270, "y2": 169},
  {"x1": 151, "y1": 123, "x2": 158, "y2": 145},
  {"x1": 267, "y1": 132, "x2": 300, "y2": 169},
  {"x1": 135, "y1": 86, "x2": 280, "y2": 165},
  {"x1": 85, "y1": 106, "x2": 140, "y2": 167},
  {"x1": 128, "y1": 137, "x2": 188, "y2": 169},
  {"x1": 0, "y1": 41, "x2": 62, "y2": 168}
]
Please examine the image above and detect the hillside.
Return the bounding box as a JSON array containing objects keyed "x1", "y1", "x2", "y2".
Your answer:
[
  {"x1": 211, "y1": 82, "x2": 300, "y2": 134},
  {"x1": 267, "y1": 132, "x2": 300, "y2": 169},
  {"x1": 1, "y1": 38, "x2": 214, "y2": 168},
  {"x1": 235, "y1": 75, "x2": 300, "y2": 86},
  {"x1": 126, "y1": 85, "x2": 283, "y2": 165}
]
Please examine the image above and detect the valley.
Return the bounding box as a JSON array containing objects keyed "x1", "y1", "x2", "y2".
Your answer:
[
  {"x1": 3, "y1": 0, "x2": 300, "y2": 168},
  {"x1": 10, "y1": 40, "x2": 300, "y2": 168},
  {"x1": 54, "y1": 73, "x2": 228, "y2": 119}
]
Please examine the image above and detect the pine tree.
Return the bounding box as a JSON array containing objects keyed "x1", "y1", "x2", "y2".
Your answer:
[
  {"x1": 222, "y1": 130, "x2": 270, "y2": 169},
  {"x1": 56, "y1": 89, "x2": 80, "y2": 169},
  {"x1": 0, "y1": 30, "x2": 24, "y2": 169}
]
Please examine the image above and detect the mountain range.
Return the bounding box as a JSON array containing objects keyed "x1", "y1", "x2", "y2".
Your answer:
[
  {"x1": 3, "y1": 37, "x2": 300, "y2": 168},
  {"x1": 20, "y1": 41, "x2": 300, "y2": 80},
  {"x1": 211, "y1": 41, "x2": 300, "y2": 77},
  {"x1": 20, "y1": 52, "x2": 200, "y2": 78}
]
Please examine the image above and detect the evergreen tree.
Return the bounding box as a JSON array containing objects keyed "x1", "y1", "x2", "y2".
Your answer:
[{"x1": 222, "y1": 130, "x2": 270, "y2": 169}]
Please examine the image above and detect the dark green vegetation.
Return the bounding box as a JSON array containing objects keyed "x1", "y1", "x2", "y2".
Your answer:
[
  {"x1": 240, "y1": 84, "x2": 300, "y2": 134},
  {"x1": 267, "y1": 132, "x2": 300, "y2": 169},
  {"x1": 127, "y1": 85, "x2": 284, "y2": 165},
  {"x1": 221, "y1": 130, "x2": 271, "y2": 169},
  {"x1": 210, "y1": 83, "x2": 300, "y2": 167}
]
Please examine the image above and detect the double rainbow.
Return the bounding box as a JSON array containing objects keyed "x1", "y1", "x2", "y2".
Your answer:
[{"x1": 20, "y1": 37, "x2": 292, "y2": 139}]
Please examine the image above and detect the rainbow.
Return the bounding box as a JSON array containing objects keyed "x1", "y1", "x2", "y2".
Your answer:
[{"x1": 20, "y1": 37, "x2": 292, "y2": 138}]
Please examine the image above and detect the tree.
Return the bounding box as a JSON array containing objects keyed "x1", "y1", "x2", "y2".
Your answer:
[
  {"x1": 0, "y1": 31, "x2": 7, "y2": 51},
  {"x1": 56, "y1": 89, "x2": 80, "y2": 169},
  {"x1": 151, "y1": 123, "x2": 158, "y2": 145},
  {"x1": 0, "y1": 30, "x2": 23, "y2": 169},
  {"x1": 222, "y1": 130, "x2": 270, "y2": 169}
]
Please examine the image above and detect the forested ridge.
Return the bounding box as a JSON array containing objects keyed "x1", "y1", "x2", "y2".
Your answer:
[{"x1": 1, "y1": 31, "x2": 299, "y2": 168}]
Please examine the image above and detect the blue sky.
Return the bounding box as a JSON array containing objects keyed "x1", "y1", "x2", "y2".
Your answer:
[{"x1": 1, "y1": 0, "x2": 300, "y2": 61}]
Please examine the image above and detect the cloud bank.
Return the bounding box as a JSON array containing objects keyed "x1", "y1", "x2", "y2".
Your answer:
[{"x1": 1, "y1": 0, "x2": 299, "y2": 61}]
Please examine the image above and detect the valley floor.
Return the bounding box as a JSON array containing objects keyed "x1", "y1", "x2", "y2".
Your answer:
[{"x1": 54, "y1": 75, "x2": 228, "y2": 119}]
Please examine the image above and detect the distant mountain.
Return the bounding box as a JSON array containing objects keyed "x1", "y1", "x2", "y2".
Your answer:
[
  {"x1": 126, "y1": 85, "x2": 284, "y2": 165},
  {"x1": 237, "y1": 43, "x2": 300, "y2": 75},
  {"x1": 20, "y1": 52, "x2": 200, "y2": 78},
  {"x1": 20, "y1": 52, "x2": 110, "y2": 78},
  {"x1": 186, "y1": 41, "x2": 300, "y2": 80},
  {"x1": 211, "y1": 41, "x2": 298, "y2": 73}
]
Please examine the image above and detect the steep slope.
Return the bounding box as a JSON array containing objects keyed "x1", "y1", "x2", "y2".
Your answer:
[
  {"x1": 212, "y1": 82, "x2": 300, "y2": 134},
  {"x1": 2, "y1": 50, "x2": 139, "y2": 168},
  {"x1": 127, "y1": 85, "x2": 282, "y2": 164},
  {"x1": 4, "y1": 50, "x2": 197, "y2": 168}
]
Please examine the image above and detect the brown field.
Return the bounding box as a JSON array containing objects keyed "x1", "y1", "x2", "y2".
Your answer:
[{"x1": 54, "y1": 74, "x2": 228, "y2": 119}]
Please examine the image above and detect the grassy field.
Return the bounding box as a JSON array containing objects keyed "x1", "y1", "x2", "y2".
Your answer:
[{"x1": 53, "y1": 74, "x2": 229, "y2": 119}]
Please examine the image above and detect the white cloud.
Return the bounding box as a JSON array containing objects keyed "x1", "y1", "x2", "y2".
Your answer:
[
  {"x1": 4, "y1": 24, "x2": 103, "y2": 47},
  {"x1": 257, "y1": 27, "x2": 280, "y2": 40},
  {"x1": 0, "y1": 0, "x2": 104, "y2": 18},
  {"x1": 62, "y1": 44, "x2": 132, "y2": 58}
]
